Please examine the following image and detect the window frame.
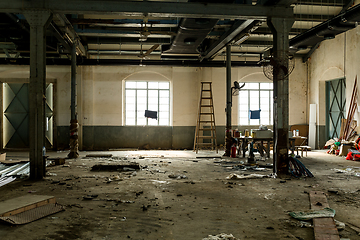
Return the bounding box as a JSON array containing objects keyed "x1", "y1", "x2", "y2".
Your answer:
[
  {"x1": 238, "y1": 82, "x2": 273, "y2": 126},
  {"x1": 124, "y1": 81, "x2": 170, "y2": 126}
]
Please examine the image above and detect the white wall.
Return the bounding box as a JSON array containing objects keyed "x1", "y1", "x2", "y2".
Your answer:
[{"x1": 307, "y1": 25, "x2": 360, "y2": 147}]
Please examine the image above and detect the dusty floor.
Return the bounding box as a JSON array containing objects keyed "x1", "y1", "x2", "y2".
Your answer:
[{"x1": 0, "y1": 150, "x2": 360, "y2": 240}]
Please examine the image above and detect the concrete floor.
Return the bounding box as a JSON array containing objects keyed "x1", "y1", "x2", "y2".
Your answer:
[{"x1": 0, "y1": 150, "x2": 360, "y2": 240}]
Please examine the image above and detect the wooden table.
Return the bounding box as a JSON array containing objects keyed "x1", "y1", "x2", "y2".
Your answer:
[
  {"x1": 236, "y1": 136, "x2": 307, "y2": 158},
  {"x1": 236, "y1": 136, "x2": 272, "y2": 158}
]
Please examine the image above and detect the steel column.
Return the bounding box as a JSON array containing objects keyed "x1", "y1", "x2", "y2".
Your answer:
[
  {"x1": 68, "y1": 41, "x2": 79, "y2": 158},
  {"x1": 224, "y1": 44, "x2": 232, "y2": 156},
  {"x1": 267, "y1": 17, "x2": 294, "y2": 175},
  {"x1": 24, "y1": 10, "x2": 52, "y2": 180}
]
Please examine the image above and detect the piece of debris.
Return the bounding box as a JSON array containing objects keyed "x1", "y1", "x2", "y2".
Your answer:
[
  {"x1": 85, "y1": 154, "x2": 113, "y2": 158},
  {"x1": 0, "y1": 195, "x2": 64, "y2": 225},
  {"x1": 48, "y1": 158, "x2": 66, "y2": 165},
  {"x1": 91, "y1": 163, "x2": 140, "y2": 171},
  {"x1": 202, "y1": 233, "x2": 238, "y2": 240},
  {"x1": 289, "y1": 207, "x2": 336, "y2": 220},
  {"x1": 83, "y1": 194, "x2": 98, "y2": 200},
  {"x1": 168, "y1": 174, "x2": 187, "y2": 179},
  {"x1": 141, "y1": 205, "x2": 151, "y2": 211},
  {"x1": 226, "y1": 173, "x2": 267, "y2": 180},
  {"x1": 334, "y1": 219, "x2": 345, "y2": 230}
]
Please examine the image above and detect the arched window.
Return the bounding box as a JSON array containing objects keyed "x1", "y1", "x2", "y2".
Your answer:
[{"x1": 125, "y1": 81, "x2": 170, "y2": 126}]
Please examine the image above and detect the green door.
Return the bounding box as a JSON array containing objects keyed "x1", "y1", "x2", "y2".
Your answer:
[
  {"x1": 3, "y1": 83, "x2": 54, "y2": 149},
  {"x1": 326, "y1": 78, "x2": 346, "y2": 139}
]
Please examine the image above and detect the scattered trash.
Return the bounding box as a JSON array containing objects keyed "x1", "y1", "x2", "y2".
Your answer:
[
  {"x1": 168, "y1": 174, "x2": 187, "y2": 179},
  {"x1": 91, "y1": 163, "x2": 140, "y2": 171},
  {"x1": 335, "y1": 219, "x2": 345, "y2": 230},
  {"x1": 332, "y1": 167, "x2": 360, "y2": 177},
  {"x1": 83, "y1": 194, "x2": 99, "y2": 200},
  {"x1": 226, "y1": 173, "x2": 267, "y2": 180},
  {"x1": 151, "y1": 180, "x2": 169, "y2": 184},
  {"x1": 289, "y1": 207, "x2": 336, "y2": 220},
  {"x1": 85, "y1": 154, "x2": 113, "y2": 158},
  {"x1": 288, "y1": 157, "x2": 314, "y2": 178},
  {"x1": 202, "y1": 233, "x2": 238, "y2": 240},
  {"x1": 299, "y1": 221, "x2": 313, "y2": 228}
]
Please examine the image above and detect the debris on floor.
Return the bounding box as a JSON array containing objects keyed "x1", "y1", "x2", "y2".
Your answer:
[
  {"x1": 0, "y1": 195, "x2": 64, "y2": 225},
  {"x1": 0, "y1": 162, "x2": 30, "y2": 188},
  {"x1": 85, "y1": 154, "x2": 113, "y2": 158},
  {"x1": 168, "y1": 174, "x2": 187, "y2": 179},
  {"x1": 288, "y1": 157, "x2": 314, "y2": 177},
  {"x1": 289, "y1": 207, "x2": 336, "y2": 220},
  {"x1": 226, "y1": 173, "x2": 267, "y2": 180},
  {"x1": 335, "y1": 219, "x2": 346, "y2": 230},
  {"x1": 332, "y1": 167, "x2": 360, "y2": 177},
  {"x1": 346, "y1": 222, "x2": 360, "y2": 235},
  {"x1": 91, "y1": 163, "x2": 140, "y2": 171},
  {"x1": 202, "y1": 233, "x2": 238, "y2": 240}
]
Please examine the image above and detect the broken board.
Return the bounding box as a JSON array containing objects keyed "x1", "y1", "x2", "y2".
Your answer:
[
  {"x1": 0, "y1": 195, "x2": 64, "y2": 225},
  {"x1": 309, "y1": 191, "x2": 340, "y2": 240}
]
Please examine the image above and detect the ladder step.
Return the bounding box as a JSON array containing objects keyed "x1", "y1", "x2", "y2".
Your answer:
[
  {"x1": 200, "y1": 113, "x2": 213, "y2": 115},
  {"x1": 201, "y1": 97, "x2": 212, "y2": 99},
  {"x1": 199, "y1": 128, "x2": 215, "y2": 131},
  {"x1": 201, "y1": 105, "x2": 212, "y2": 107},
  {"x1": 202, "y1": 90, "x2": 211, "y2": 91},
  {"x1": 199, "y1": 121, "x2": 214, "y2": 123},
  {"x1": 196, "y1": 143, "x2": 214, "y2": 146},
  {"x1": 198, "y1": 136, "x2": 216, "y2": 139}
]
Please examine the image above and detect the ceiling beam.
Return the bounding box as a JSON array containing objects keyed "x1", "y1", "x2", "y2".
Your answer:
[
  {"x1": 200, "y1": 20, "x2": 260, "y2": 60},
  {"x1": 302, "y1": 42, "x2": 320, "y2": 62},
  {"x1": 340, "y1": 0, "x2": 355, "y2": 13},
  {"x1": 52, "y1": 14, "x2": 87, "y2": 56},
  {"x1": 86, "y1": 37, "x2": 172, "y2": 45},
  {"x1": 0, "y1": 0, "x2": 294, "y2": 20}
]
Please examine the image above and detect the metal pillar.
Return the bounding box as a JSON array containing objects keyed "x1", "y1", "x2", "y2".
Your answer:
[
  {"x1": 267, "y1": 17, "x2": 294, "y2": 175},
  {"x1": 224, "y1": 44, "x2": 232, "y2": 156},
  {"x1": 24, "y1": 11, "x2": 52, "y2": 180},
  {"x1": 68, "y1": 41, "x2": 79, "y2": 158}
]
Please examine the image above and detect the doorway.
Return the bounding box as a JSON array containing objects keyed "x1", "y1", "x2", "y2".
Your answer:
[
  {"x1": 325, "y1": 78, "x2": 346, "y2": 140},
  {"x1": 2, "y1": 82, "x2": 55, "y2": 149}
]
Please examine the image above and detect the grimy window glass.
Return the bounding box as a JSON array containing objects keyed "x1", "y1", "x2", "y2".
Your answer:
[
  {"x1": 238, "y1": 82, "x2": 273, "y2": 126},
  {"x1": 125, "y1": 81, "x2": 170, "y2": 126}
]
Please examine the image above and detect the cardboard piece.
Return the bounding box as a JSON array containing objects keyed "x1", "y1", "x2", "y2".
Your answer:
[{"x1": 0, "y1": 195, "x2": 64, "y2": 225}]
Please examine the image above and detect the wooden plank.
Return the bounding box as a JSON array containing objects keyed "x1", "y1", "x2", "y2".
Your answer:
[
  {"x1": 309, "y1": 191, "x2": 340, "y2": 240},
  {"x1": 0, "y1": 195, "x2": 56, "y2": 217}
]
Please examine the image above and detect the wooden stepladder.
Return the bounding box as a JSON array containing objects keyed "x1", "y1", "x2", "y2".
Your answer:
[{"x1": 194, "y1": 82, "x2": 218, "y2": 153}]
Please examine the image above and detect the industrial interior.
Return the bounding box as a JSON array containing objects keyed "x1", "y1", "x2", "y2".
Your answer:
[{"x1": 1, "y1": 0, "x2": 360, "y2": 239}]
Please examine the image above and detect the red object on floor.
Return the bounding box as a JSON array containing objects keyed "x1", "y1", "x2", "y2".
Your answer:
[
  {"x1": 346, "y1": 152, "x2": 353, "y2": 160},
  {"x1": 231, "y1": 145, "x2": 236, "y2": 158}
]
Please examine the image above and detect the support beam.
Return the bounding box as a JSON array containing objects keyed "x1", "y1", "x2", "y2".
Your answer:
[
  {"x1": 224, "y1": 44, "x2": 232, "y2": 157},
  {"x1": 200, "y1": 20, "x2": 259, "y2": 61},
  {"x1": 52, "y1": 14, "x2": 87, "y2": 56},
  {"x1": 68, "y1": 41, "x2": 79, "y2": 159},
  {"x1": 24, "y1": 10, "x2": 52, "y2": 180},
  {"x1": 0, "y1": 0, "x2": 294, "y2": 20},
  {"x1": 267, "y1": 17, "x2": 294, "y2": 176},
  {"x1": 302, "y1": 42, "x2": 320, "y2": 63}
]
